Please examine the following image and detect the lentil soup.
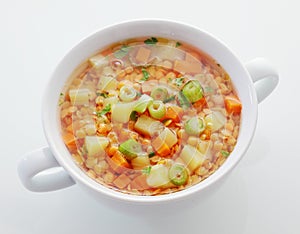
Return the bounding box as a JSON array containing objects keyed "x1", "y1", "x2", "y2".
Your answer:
[{"x1": 59, "y1": 37, "x2": 242, "y2": 196}]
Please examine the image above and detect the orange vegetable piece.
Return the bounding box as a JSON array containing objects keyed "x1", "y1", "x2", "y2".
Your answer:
[
  {"x1": 225, "y1": 96, "x2": 242, "y2": 114},
  {"x1": 152, "y1": 136, "x2": 171, "y2": 157},
  {"x1": 130, "y1": 174, "x2": 150, "y2": 190},
  {"x1": 62, "y1": 132, "x2": 77, "y2": 151},
  {"x1": 113, "y1": 174, "x2": 131, "y2": 189},
  {"x1": 111, "y1": 151, "x2": 131, "y2": 168},
  {"x1": 165, "y1": 105, "x2": 184, "y2": 122},
  {"x1": 135, "y1": 47, "x2": 151, "y2": 64}
]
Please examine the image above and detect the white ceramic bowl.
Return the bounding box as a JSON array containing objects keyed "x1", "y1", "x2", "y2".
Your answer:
[{"x1": 18, "y1": 19, "x2": 278, "y2": 209}]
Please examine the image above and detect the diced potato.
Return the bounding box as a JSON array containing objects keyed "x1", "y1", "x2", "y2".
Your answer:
[
  {"x1": 89, "y1": 54, "x2": 108, "y2": 68},
  {"x1": 69, "y1": 88, "x2": 90, "y2": 105},
  {"x1": 103, "y1": 96, "x2": 119, "y2": 107},
  {"x1": 159, "y1": 128, "x2": 178, "y2": 148},
  {"x1": 131, "y1": 154, "x2": 150, "y2": 170},
  {"x1": 173, "y1": 60, "x2": 202, "y2": 74},
  {"x1": 135, "y1": 46, "x2": 151, "y2": 64},
  {"x1": 204, "y1": 111, "x2": 226, "y2": 132},
  {"x1": 146, "y1": 164, "x2": 171, "y2": 188},
  {"x1": 85, "y1": 136, "x2": 109, "y2": 157},
  {"x1": 179, "y1": 145, "x2": 205, "y2": 172},
  {"x1": 134, "y1": 115, "x2": 164, "y2": 137},
  {"x1": 97, "y1": 75, "x2": 118, "y2": 92},
  {"x1": 111, "y1": 102, "x2": 135, "y2": 123}
]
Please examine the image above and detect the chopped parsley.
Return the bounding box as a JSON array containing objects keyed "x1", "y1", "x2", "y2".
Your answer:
[
  {"x1": 96, "y1": 104, "x2": 111, "y2": 116},
  {"x1": 144, "y1": 37, "x2": 158, "y2": 45},
  {"x1": 173, "y1": 77, "x2": 185, "y2": 86},
  {"x1": 142, "y1": 166, "x2": 152, "y2": 175},
  {"x1": 130, "y1": 111, "x2": 138, "y2": 121},
  {"x1": 163, "y1": 95, "x2": 176, "y2": 103},
  {"x1": 176, "y1": 41, "x2": 182, "y2": 47},
  {"x1": 114, "y1": 45, "x2": 130, "y2": 59},
  {"x1": 96, "y1": 92, "x2": 109, "y2": 98},
  {"x1": 221, "y1": 150, "x2": 230, "y2": 157},
  {"x1": 141, "y1": 68, "x2": 150, "y2": 81},
  {"x1": 148, "y1": 152, "x2": 156, "y2": 158}
]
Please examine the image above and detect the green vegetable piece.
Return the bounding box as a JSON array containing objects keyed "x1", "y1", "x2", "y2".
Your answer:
[
  {"x1": 163, "y1": 95, "x2": 175, "y2": 103},
  {"x1": 114, "y1": 45, "x2": 130, "y2": 59},
  {"x1": 151, "y1": 87, "x2": 168, "y2": 101},
  {"x1": 144, "y1": 37, "x2": 158, "y2": 45},
  {"x1": 177, "y1": 91, "x2": 191, "y2": 109},
  {"x1": 185, "y1": 116, "x2": 206, "y2": 136},
  {"x1": 221, "y1": 150, "x2": 230, "y2": 157},
  {"x1": 148, "y1": 152, "x2": 156, "y2": 158},
  {"x1": 173, "y1": 77, "x2": 184, "y2": 87},
  {"x1": 130, "y1": 111, "x2": 138, "y2": 121},
  {"x1": 148, "y1": 100, "x2": 166, "y2": 119},
  {"x1": 96, "y1": 104, "x2": 111, "y2": 116},
  {"x1": 141, "y1": 68, "x2": 150, "y2": 81},
  {"x1": 134, "y1": 94, "x2": 153, "y2": 113},
  {"x1": 182, "y1": 80, "x2": 203, "y2": 103},
  {"x1": 175, "y1": 42, "x2": 182, "y2": 47},
  {"x1": 142, "y1": 166, "x2": 152, "y2": 175},
  {"x1": 169, "y1": 163, "x2": 188, "y2": 186},
  {"x1": 119, "y1": 85, "x2": 137, "y2": 102},
  {"x1": 118, "y1": 139, "x2": 143, "y2": 160}
]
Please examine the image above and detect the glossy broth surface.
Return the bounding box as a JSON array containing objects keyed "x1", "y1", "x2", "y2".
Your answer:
[{"x1": 59, "y1": 37, "x2": 242, "y2": 195}]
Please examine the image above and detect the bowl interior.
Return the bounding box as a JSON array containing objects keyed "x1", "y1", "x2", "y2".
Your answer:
[{"x1": 43, "y1": 19, "x2": 257, "y2": 203}]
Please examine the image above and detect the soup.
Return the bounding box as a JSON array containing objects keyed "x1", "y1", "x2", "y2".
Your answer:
[{"x1": 59, "y1": 37, "x2": 242, "y2": 196}]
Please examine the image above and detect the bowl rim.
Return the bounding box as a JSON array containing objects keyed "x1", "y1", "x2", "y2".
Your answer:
[{"x1": 42, "y1": 18, "x2": 258, "y2": 204}]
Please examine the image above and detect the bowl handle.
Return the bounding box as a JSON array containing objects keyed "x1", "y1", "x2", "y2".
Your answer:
[
  {"x1": 17, "y1": 147, "x2": 75, "y2": 192},
  {"x1": 245, "y1": 58, "x2": 279, "y2": 103}
]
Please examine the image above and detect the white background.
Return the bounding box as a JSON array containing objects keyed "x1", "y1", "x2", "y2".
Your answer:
[{"x1": 1, "y1": 0, "x2": 299, "y2": 233}]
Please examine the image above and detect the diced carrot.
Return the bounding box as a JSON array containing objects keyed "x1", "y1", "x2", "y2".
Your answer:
[
  {"x1": 152, "y1": 136, "x2": 171, "y2": 157},
  {"x1": 164, "y1": 105, "x2": 184, "y2": 122},
  {"x1": 141, "y1": 80, "x2": 158, "y2": 94},
  {"x1": 130, "y1": 174, "x2": 150, "y2": 190},
  {"x1": 225, "y1": 96, "x2": 242, "y2": 114},
  {"x1": 113, "y1": 174, "x2": 131, "y2": 189},
  {"x1": 193, "y1": 97, "x2": 206, "y2": 110},
  {"x1": 106, "y1": 151, "x2": 131, "y2": 173},
  {"x1": 62, "y1": 132, "x2": 77, "y2": 151},
  {"x1": 135, "y1": 47, "x2": 151, "y2": 64},
  {"x1": 173, "y1": 60, "x2": 202, "y2": 74}
]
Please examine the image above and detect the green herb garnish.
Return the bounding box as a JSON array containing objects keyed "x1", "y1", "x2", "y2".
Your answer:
[
  {"x1": 60, "y1": 92, "x2": 64, "y2": 96},
  {"x1": 130, "y1": 111, "x2": 138, "y2": 121},
  {"x1": 141, "y1": 68, "x2": 150, "y2": 81},
  {"x1": 173, "y1": 77, "x2": 185, "y2": 86},
  {"x1": 114, "y1": 45, "x2": 130, "y2": 59},
  {"x1": 96, "y1": 92, "x2": 109, "y2": 98},
  {"x1": 96, "y1": 104, "x2": 111, "y2": 116},
  {"x1": 142, "y1": 166, "x2": 152, "y2": 175},
  {"x1": 176, "y1": 42, "x2": 182, "y2": 47},
  {"x1": 163, "y1": 95, "x2": 176, "y2": 103},
  {"x1": 221, "y1": 150, "x2": 230, "y2": 157},
  {"x1": 144, "y1": 37, "x2": 158, "y2": 45},
  {"x1": 148, "y1": 152, "x2": 155, "y2": 158}
]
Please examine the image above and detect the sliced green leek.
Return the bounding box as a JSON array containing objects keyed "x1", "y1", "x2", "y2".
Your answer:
[
  {"x1": 168, "y1": 163, "x2": 188, "y2": 186},
  {"x1": 185, "y1": 116, "x2": 206, "y2": 136},
  {"x1": 133, "y1": 94, "x2": 153, "y2": 113},
  {"x1": 148, "y1": 100, "x2": 166, "y2": 119},
  {"x1": 182, "y1": 80, "x2": 203, "y2": 103},
  {"x1": 118, "y1": 139, "x2": 143, "y2": 160},
  {"x1": 151, "y1": 87, "x2": 168, "y2": 101},
  {"x1": 119, "y1": 85, "x2": 137, "y2": 102}
]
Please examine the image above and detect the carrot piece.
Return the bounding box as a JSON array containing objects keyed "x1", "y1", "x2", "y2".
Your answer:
[
  {"x1": 101, "y1": 48, "x2": 113, "y2": 57},
  {"x1": 111, "y1": 151, "x2": 131, "y2": 168},
  {"x1": 193, "y1": 97, "x2": 207, "y2": 111},
  {"x1": 130, "y1": 174, "x2": 150, "y2": 190},
  {"x1": 225, "y1": 96, "x2": 242, "y2": 114},
  {"x1": 62, "y1": 132, "x2": 77, "y2": 151},
  {"x1": 152, "y1": 136, "x2": 171, "y2": 157},
  {"x1": 113, "y1": 174, "x2": 131, "y2": 189},
  {"x1": 135, "y1": 47, "x2": 151, "y2": 64},
  {"x1": 164, "y1": 105, "x2": 184, "y2": 122}
]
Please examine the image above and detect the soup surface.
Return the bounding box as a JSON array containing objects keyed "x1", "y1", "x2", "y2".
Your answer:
[{"x1": 59, "y1": 37, "x2": 242, "y2": 195}]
